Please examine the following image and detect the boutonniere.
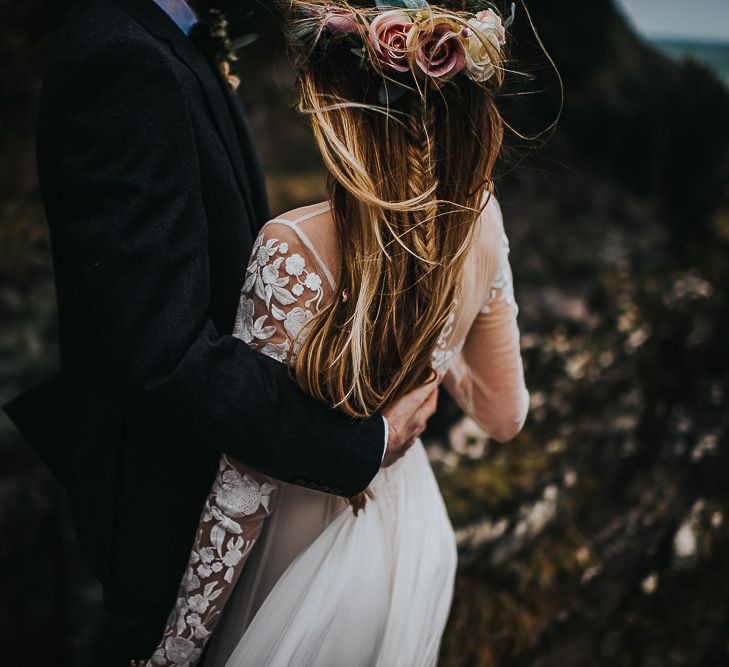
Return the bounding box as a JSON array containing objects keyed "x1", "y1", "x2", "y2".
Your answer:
[
  {"x1": 218, "y1": 60, "x2": 241, "y2": 92},
  {"x1": 205, "y1": 9, "x2": 259, "y2": 93}
]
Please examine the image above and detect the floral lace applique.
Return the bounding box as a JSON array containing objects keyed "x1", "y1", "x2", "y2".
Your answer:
[
  {"x1": 151, "y1": 228, "x2": 322, "y2": 666},
  {"x1": 150, "y1": 458, "x2": 277, "y2": 666},
  {"x1": 234, "y1": 233, "x2": 325, "y2": 362},
  {"x1": 237, "y1": 228, "x2": 472, "y2": 376},
  {"x1": 431, "y1": 302, "x2": 463, "y2": 373},
  {"x1": 481, "y1": 230, "x2": 518, "y2": 316}
]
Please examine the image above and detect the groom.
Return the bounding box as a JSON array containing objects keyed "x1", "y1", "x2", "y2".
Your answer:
[{"x1": 3, "y1": 0, "x2": 438, "y2": 663}]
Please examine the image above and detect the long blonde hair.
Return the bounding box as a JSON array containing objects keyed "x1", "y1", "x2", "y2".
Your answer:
[{"x1": 286, "y1": 0, "x2": 506, "y2": 510}]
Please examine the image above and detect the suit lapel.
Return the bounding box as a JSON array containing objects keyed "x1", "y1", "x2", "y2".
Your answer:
[
  {"x1": 224, "y1": 92, "x2": 271, "y2": 228},
  {"x1": 169, "y1": 42, "x2": 259, "y2": 225},
  {"x1": 110, "y1": 0, "x2": 258, "y2": 224}
]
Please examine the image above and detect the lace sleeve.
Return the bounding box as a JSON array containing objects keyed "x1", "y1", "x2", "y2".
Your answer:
[
  {"x1": 443, "y1": 215, "x2": 529, "y2": 442},
  {"x1": 149, "y1": 457, "x2": 277, "y2": 667},
  {"x1": 233, "y1": 221, "x2": 332, "y2": 364},
  {"x1": 479, "y1": 228, "x2": 518, "y2": 318},
  {"x1": 148, "y1": 221, "x2": 332, "y2": 666}
]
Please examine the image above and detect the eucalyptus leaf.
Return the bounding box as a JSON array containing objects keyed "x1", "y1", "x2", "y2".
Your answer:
[
  {"x1": 351, "y1": 47, "x2": 367, "y2": 68},
  {"x1": 378, "y1": 79, "x2": 408, "y2": 105},
  {"x1": 402, "y1": 0, "x2": 429, "y2": 8},
  {"x1": 375, "y1": 0, "x2": 405, "y2": 8},
  {"x1": 230, "y1": 34, "x2": 259, "y2": 51},
  {"x1": 504, "y1": 2, "x2": 516, "y2": 28},
  {"x1": 351, "y1": 47, "x2": 366, "y2": 63},
  {"x1": 291, "y1": 22, "x2": 318, "y2": 42}
]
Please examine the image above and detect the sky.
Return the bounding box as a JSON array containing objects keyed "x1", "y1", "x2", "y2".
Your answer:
[{"x1": 615, "y1": 0, "x2": 729, "y2": 42}]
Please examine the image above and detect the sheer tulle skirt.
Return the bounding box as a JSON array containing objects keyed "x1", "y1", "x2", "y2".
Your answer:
[{"x1": 205, "y1": 441, "x2": 457, "y2": 667}]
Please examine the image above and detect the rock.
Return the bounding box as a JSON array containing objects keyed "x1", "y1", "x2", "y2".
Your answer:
[{"x1": 641, "y1": 572, "x2": 659, "y2": 595}]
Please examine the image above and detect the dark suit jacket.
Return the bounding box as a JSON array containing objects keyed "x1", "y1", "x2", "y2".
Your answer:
[{"x1": 4, "y1": 0, "x2": 384, "y2": 659}]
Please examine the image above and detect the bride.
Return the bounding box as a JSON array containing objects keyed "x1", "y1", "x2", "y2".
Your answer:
[{"x1": 150, "y1": 1, "x2": 528, "y2": 665}]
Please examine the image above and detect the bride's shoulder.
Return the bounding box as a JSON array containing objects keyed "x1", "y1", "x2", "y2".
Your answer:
[
  {"x1": 259, "y1": 202, "x2": 334, "y2": 239},
  {"x1": 472, "y1": 192, "x2": 507, "y2": 262},
  {"x1": 252, "y1": 201, "x2": 338, "y2": 290},
  {"x1": 265, "y1": 201, "x2": 333, "y2": 228}
]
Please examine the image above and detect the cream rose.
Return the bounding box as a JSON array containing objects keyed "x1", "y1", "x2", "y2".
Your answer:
[{"x1": 464, "y1": 9, "x2": 505, "y2": 83}]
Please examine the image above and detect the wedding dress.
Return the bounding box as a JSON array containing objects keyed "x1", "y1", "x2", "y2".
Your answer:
[{"x1": 151, "y1": 195, "x2": 529, "y2": 667}]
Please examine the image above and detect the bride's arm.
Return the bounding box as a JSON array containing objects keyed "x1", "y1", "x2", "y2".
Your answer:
[
  {"x1": 148, "y1": 221, "x2": 334, "y2": 665},
  {"x1": 442, "y1": 207, "x2": 529, "y2": 442},
  {"x1": 148, "y1": 458, "x2": 277, "y2": 666}
]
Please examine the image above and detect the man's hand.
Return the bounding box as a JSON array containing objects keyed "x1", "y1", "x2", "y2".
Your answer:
[{"x1": 381, "y1": 375, "x2": 440, "y2": 468}]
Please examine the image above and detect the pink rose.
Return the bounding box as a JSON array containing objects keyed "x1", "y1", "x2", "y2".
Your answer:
[
  {"x1": 368, "y1": 10, "x2": 413, "y2": 73},
  {"x1": 324, "y1": 7, "x2": 360, "y2": 35},
  {"x1": 408, "y1": 19, "x2": 467, "y2": 80}
]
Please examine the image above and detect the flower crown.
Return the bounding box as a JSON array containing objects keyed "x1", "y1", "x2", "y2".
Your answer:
[{"x1": 294, "y1": 1, "x2": 515, "y2": 102}]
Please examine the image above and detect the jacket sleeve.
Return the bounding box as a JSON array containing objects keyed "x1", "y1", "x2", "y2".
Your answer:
[{"x1": 51, "y1": 37, "x2": 384, "y2": 497}]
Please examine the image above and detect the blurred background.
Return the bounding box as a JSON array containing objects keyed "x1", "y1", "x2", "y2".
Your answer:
[{"x1": 1, "y1": 0, "x2": 728, "y2": 664}]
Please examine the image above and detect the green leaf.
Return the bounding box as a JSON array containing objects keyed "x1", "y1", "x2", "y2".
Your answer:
[
  {"x1": 291, "y1": 22, "x2": 318, "y2": 42},
  {"x1": 351, "y1": 48, "x2": 368, "y2": 69},
  {"x1": 504, "y1": 2, "x2": 517, "y2": 29},
  {"x1": 402, "y1": 0, "x2": 429, "y2": 8},
  {"x1": 351, "y1": 48, "x2": 367, "y2": 67},
  {"x1": 375, "y1": 0, "x2": 405, "y2": 8},
  {"x1": 230, "y1": 34, "x2": 259, "y2": 51},
  {"x1": 378, "y1": 79, "x2": 408, "y2": 105}
]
